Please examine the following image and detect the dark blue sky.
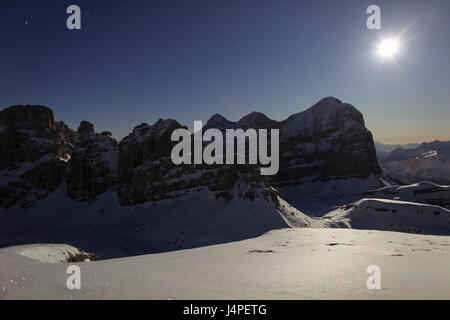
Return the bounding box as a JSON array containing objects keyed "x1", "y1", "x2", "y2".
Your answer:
[{"x1": 1, "y1": 0, "x2": 449, "y2": 143}]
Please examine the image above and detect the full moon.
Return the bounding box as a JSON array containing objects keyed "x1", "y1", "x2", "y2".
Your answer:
[{"x1": 378, "y1": 39, "x2": 399, "y2": 57}]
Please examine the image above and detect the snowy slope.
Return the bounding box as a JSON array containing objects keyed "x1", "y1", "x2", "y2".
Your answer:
[
  {"x1": 279, "y1": 174, "x2": 385, "y2": 216},
  {"x1": 364, "y1": 181, "x2": 450, "y2": 209},
  {"x1": 2, "y1": 228, "x2": 450, "y2": 299},
  {"x1": 0, "y1": 184, "x2": 318, "y2": 259},
  {"x1": 18, "y1": 244, "x2": 95, "y2": 264},
  {"x1": 325, "y1": 198, "x2": 450, "y2": 235},
  {"x1": 381, "y1": 155, "x2": 450, "y2": 185}
]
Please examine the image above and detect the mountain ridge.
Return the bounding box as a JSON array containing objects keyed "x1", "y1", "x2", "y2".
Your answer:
[{"x1": 0, "y1": 97, "x2": 382, "y2": 209}]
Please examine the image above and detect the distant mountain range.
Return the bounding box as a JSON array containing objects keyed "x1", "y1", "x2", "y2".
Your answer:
[
  {"x1": 376, "y1": 140, "x2": 450, "y2": 185},
  {"x1": 375, "y1": 141, "x2": 421, "y2": 159}
]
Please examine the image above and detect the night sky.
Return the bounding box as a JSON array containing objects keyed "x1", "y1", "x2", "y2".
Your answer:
[{"x1": 1, "y1": 0, "x2": 449, "y2": 143}]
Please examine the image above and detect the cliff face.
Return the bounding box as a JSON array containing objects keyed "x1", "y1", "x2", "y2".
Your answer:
[
  {"x1": 276, "y1": 97, "x2": 381, "y2": 185},
  {"x1": 67, "y1": 127, "x2": 119, "y2": 201},
  {"x1": 0, "y1": 105, "x2": 67, "y2": 208},
  {"x1": 204, "y1": 97, "x2": 381, "y2": 186},
  {"x1": 0, "y1": 97, "x2": 381, "y2": 208},
  {"x1": 117, "y1": 119, "x2": 186, "y2": 205}
]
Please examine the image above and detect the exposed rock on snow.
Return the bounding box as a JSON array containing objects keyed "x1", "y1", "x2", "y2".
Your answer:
[{"x1": 19, "y1": 244, "x2": 97, "y2": 264}]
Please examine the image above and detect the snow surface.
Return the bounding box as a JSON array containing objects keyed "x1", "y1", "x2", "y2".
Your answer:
[
  {"x1": 0, "y1": 183, "x2": 314, "y2": 259},
  {"x1": 2, "y1": 228, "x2": 450, "y2": 299}
]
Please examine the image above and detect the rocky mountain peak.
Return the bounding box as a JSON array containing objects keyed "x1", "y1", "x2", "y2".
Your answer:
[
  {"x1": 55, "y1": 121, "x2": 78, "y2": 146},
  {"x1": 238, "y1": 112, "x2": 278, "y2": 130},
  {"x1": 77, "y1": 121, "x2": 95, "y2": 138},
  {"x1": 204, "y1": 114, "x2": 236, "y2": 131},
  {"x1": 0, "y1": 105, "x2": 55, "y2": 131}
]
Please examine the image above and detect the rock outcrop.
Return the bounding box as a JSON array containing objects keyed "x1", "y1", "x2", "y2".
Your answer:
[
  {"x1": 55, "y1": 121, "x2": 78, "y2": 147},
  {"x1": 276, "y1": 97, "x2": 381, "y2": 185},
  {"x1": 77, "y1": 121, "x2": 95, "y2": 138},
  {"x1": 0, "y1": 105, "x2": 68, "y2": 208}
]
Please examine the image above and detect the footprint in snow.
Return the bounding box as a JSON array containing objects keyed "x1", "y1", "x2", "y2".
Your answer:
[{"x1": 248, "y1": 250, "x2": 276, "y2": 254}]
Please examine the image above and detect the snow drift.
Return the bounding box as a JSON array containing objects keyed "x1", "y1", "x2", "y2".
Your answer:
[{"x1": 325, "y1": 198, "x2": 450, "y2": 235}]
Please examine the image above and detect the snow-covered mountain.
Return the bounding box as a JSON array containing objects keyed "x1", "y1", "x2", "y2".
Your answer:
[
  {"x1": 205, "y1": 97, "x2": 382, "y2": 187},
  {"x1": 379, "y1": 141, "x2": 450, "y2": 185},
  {"x1": 6, "y1": 99, "x2": 379, "y2": 256},
  {"x1": 1, "y1": 97, "x2": 382, "y2": 211}
]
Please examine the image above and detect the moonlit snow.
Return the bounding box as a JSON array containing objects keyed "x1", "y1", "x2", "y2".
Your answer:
[{"x1": 2, "y1": 228, "x2": 450, "y2": 299}]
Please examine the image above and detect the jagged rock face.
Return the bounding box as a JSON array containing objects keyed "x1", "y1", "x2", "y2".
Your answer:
[
  {"x1": 77, "y1": 120, "x2": 95, "y2": 138},
  {"x1": 0, "y1": 105, "x2": 67, "y2": 208},
  {"x1": 203, "y1": 97, "x2": 381, "y2": 186},
  {"x1": 0, "y1": 105, "x2": 64, "y2": 168},
  {"x1": 0, "y1": 97, "x2": 381, "y2": 208},
  {"x1": 67, "y1": 127, "x2": 119, "y2": 201},
  {"x1": 119, "y1": 119, "x2": 183, "y2": 167},
  {"x1": 118, "y1": 97, "x2": 380, "y2": 205},
  {"x1": 117, "y1": 119, "x2": 277, "y2": 206},
  {"x1": 275, "y1": 97, "x2": 381, "y2": 185},
  {"x1": 118, "y1": 119, "x2": 185, "y2": 205},
  {"x1": 0, "y1": 105, "x2": 55, "y2": 131},
  {"x1": 55, "y1": 121, "x2": 78, "y2": 147}
]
